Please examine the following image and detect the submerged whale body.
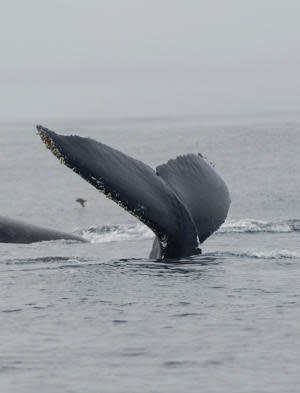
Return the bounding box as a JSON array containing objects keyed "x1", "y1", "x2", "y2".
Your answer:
[
  {"x1": 0, "y1": 215, "x2": 86, "y2": 244},
  {"x1": 36, "y1": 125, "x2": 231, "y2": 259}
]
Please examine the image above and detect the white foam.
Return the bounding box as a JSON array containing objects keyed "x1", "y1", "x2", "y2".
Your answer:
[
  {"x1": 246, "y1": 250, "x2": 300, "y2": 259},
  {"x1": 79, "y1": 223, "x2": 154, "y2": 244},
  {"x1": 218, "y1": 219, "x2": 297, "y2": 233},
  {"x1": 213, "y1": 249, "x2": 300, "y2": 259},
  {"x1": 77, "y1": 218, "x2": 299, "y2": 244}
]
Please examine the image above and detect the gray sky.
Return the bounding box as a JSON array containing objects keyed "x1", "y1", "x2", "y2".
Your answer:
[{"x1": 0, "y1": 0, "x2": 299, "y2": 121}]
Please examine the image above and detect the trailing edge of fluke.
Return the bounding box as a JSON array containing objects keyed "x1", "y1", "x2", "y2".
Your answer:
[{"x1": 36, "y1": 125, "x2": 231, "y2": 259}]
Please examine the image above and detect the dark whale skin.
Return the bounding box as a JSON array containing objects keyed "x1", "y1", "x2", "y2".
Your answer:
[
  {"x1": 37, "y1": 125, "x2": 230, "y2": 259},
  {"x1": 0, "y1": 215, "x2": 86, "y2": 244}
]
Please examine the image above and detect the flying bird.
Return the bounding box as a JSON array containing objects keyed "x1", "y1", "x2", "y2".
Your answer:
[{"x1": 76, "y1": 198, "x2": 87, "y2": 207}]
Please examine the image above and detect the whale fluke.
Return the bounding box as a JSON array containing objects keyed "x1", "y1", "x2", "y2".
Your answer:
[
  {"x1": 156, "y1": 154, "x2": 231, "y2": 244},
  {"x1": 0, "y1": 215, "x2": 86, "y2": 244},
  {"x1": 37, "y1": 125, "x2": 230, "y2": 259}
]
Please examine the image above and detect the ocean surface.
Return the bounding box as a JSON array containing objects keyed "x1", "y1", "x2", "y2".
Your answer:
[{"x1": 1, "y1": 115, "x2": 300, "y2": 393}]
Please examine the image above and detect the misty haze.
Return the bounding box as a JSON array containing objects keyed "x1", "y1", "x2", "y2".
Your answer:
[{"x1": 1, "y1": 1, "x2": 300, "y2": 393}]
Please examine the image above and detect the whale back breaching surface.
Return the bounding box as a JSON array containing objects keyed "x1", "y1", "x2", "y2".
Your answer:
[
  {"x1": 37, "y1": 125, "x2": 231, "y2": 259},
  {"x1": 0, "y1": 215, "x2": 86, "y2": 244}
]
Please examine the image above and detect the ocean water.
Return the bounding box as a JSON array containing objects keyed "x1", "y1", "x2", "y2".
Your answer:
[{"x1": 0, "y1": 116, "x2": 300, "y2": 393}]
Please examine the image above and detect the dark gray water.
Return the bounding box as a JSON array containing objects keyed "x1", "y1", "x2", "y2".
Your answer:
[{"x1": 1, "y1": 116, "x2": 300, "y2": 392}]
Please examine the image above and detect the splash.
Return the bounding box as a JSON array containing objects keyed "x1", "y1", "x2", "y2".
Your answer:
[
  {"x1": 210, "y1": 250, "x2": 300, "y2": 260},
  {"x1": 76, "y1": 219, "x2": 300, "y2": 244},
  {"x1": 77, "y1": 223, "x2": 154, "y2": 243},
  {"x1": 218, "y1": 219, "x2": 300, "y2": 234}
]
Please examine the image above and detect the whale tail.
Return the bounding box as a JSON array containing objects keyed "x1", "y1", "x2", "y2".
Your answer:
[{"x1": 37, "y1": 125, "x2": 230, "y2": 259}]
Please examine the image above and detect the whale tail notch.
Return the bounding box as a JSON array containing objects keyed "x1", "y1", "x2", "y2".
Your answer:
[{"x1": 37, "y1": 125, "x2": 230, "y2": 259}]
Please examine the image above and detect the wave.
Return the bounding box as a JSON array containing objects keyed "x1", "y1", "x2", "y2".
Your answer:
[
  {"x1": 218, "y1": 219, "x2": 300, "y2": 234},
  {"x1": 209, "y1": 250, "x2": 300, "y2": 260},
  {"x1": 77, "y1": 223, "x2": 153, "y2": 243},
  {"x1": 76, "y1": 219, "x2": 300, "y2": 244}
]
